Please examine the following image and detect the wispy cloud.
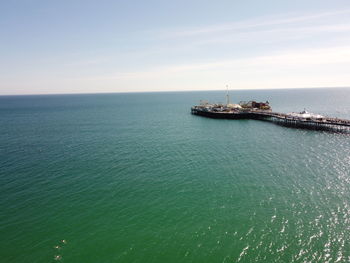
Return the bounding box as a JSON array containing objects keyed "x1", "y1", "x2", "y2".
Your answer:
[
  {"x1": 124, "y1": 8, "x2": 350, "y2": 67},
  {"x1": 80, "y1": 45, "x2": 350, "y2": 82},
  {"x1": 41, "y1": 9, "x2": 350, "y2": 75},
  {"x1": 5, "y1": 45, "x2": 350, "y2": 94},
  {"x1": 190, "y1": 24, "x2": 350, "y2": 48},
  {"x1": 160, "y1": 9, "x2": 350, "y2": 38}
]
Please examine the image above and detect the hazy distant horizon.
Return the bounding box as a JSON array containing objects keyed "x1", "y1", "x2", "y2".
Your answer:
[{"x1": 1, "y1": 85, "x2": 350, "y2": 97}]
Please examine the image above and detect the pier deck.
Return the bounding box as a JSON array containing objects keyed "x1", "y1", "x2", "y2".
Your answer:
[{"x1": 191, "y1": 106, "x2": 350, "y2": 132}]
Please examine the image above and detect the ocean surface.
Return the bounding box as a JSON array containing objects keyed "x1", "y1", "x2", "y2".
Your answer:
[{"x1": 1, "y1": 88, "x2": 350, "y2": 263}]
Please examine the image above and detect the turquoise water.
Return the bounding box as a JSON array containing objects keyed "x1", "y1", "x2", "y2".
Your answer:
[{"x1": 0, "y1": 88, "x2": 350, "y2": 263}]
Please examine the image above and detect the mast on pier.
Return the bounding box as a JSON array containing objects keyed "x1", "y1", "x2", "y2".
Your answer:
[{"x1": 226, "y1": 85, "x2": 230, "y2": 105}]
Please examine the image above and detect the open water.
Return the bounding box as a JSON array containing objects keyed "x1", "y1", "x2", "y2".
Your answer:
[{"x1": 0, "y1": 88, "x2": 350, "y2": 263}]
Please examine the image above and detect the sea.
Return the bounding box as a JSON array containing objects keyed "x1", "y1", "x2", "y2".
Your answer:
[{"x1": 1, "y1": 87, "x2": 350, "y2": 263}]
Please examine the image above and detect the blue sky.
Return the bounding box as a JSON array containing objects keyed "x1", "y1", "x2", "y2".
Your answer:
[{"x1": 1, "y1": 0, "x2": 350, "y2": 94}]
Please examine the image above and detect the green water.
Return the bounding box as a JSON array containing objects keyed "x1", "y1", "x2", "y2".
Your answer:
[{"x1": 1, "y1": 88, "x2": 350, "y2": 262}]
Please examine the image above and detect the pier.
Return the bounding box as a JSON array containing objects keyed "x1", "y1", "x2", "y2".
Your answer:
[
  {"x1": 251, "y1": 110, "x2": 350, "y2": 132},
  {"x1": 191, "y1": 105, "x2": 350, "y2": 132}
]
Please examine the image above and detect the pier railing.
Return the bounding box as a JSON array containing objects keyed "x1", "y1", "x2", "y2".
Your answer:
[{"x1": 253, "y1": 111, "x2": 350, "y2": 127}]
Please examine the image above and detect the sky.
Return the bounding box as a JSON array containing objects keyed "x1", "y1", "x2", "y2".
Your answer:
[{"x1": 1, "y1": 0, "x2": 350, "y2": 95}]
